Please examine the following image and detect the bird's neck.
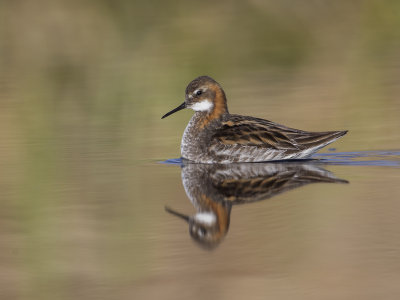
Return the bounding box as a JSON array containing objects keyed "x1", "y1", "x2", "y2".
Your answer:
[{"x1": 196, "y1": 90, "x2": 229, "y2": 128}]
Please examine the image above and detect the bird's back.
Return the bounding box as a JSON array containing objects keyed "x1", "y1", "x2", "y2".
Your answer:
[{"x1": 206, "y1": 114, "x2": 347, "y2": 163}]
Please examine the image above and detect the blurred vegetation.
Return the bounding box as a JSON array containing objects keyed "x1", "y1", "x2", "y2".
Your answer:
[
  {"x1": 0, "y1": 0, "x2": 400, "y2": 299},
  {"x1": 1, "y1": 1, "x2": 399, "y2": 148}
]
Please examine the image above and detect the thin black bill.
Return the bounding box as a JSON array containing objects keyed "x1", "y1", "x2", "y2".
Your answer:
[
  {"x1": 161, "y1": 102, "x2": 186, "y2": 119},
  {"x1": 165, "y1": 206, "x2": 190, "y2": 223}
]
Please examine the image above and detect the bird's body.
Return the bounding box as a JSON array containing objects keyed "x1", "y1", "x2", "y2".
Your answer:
[{"x1": 162, "y1": 76, "x2": 347, "y2": 163}]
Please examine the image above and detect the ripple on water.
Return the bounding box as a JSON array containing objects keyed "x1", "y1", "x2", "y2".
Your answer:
[
  {"x1": 161, "y1": 150, "x2": 400, "y2": 167},
  {"x1": 313, "y1": 150, "x2": 400, "y2": 167}
]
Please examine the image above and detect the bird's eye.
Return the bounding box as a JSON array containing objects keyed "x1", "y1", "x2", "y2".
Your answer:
[{"x1": 195, "y1": 90, "x2": 202, "y2": 96}]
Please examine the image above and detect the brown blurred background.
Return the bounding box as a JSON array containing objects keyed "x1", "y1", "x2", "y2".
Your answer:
[{"x1": 0, "y1": 1, "x2": 400, "y2": 299}]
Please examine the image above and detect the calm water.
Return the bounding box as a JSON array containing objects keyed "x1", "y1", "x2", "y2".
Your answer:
[{"x1": 1, "y1": 1, "x2": 400, "y2": 299}]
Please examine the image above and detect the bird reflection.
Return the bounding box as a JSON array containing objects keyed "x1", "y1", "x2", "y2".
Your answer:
[{"x1": 166, "y1": 161, "x2": 348, "y2": 250}]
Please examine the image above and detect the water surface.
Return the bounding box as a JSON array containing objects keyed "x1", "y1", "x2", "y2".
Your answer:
[{"x1": 1, "y1": 1, "x2": 400, "y2": 299}]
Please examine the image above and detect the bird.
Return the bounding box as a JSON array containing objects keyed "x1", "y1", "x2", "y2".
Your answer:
[
  {"x1": 165, "y1": 161, "x2": 348, "y2": 249},
  {"x1": 162, "y1": 76, "x2": 347, "y2": 163}
]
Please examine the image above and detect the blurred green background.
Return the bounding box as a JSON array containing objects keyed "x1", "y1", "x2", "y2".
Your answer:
[{"x1": 1, "y1": 1, "x2": 400, "y2": 299}]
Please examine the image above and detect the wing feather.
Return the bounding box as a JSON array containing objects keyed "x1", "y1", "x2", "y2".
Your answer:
[
  {"x1": 212, "y1": 115, "x2": 300, "y2": 150},
  {"x1": 212, "y1": 115, "x2": 347, "y2": 152}
]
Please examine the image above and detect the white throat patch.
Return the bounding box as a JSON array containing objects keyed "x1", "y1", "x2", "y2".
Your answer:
[
  {"x1": 191, "y1": 100, "x2": 213, "y2": 112},
  {"x1": 194, "y1": 212, "x2": 216, "y2": 225}
]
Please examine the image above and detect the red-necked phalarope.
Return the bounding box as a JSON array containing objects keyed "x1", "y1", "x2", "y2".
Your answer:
[{"x1": 162, "y1": 76, "x2": 347, "y2": 163}]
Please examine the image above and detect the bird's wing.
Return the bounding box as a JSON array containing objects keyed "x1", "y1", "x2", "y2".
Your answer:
[
  {"x1": 212, "y1": 115, "x2": 347, "y2": 151},
  {"x1": 211, "y1": 115, "x2": 302, "y2": 150}
]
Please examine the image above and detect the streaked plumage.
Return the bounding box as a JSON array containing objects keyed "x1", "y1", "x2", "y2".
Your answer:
[
  {"x1": 166, "y1": 161, "x2": 348, "y2": 250},
  {"x1": 162, "y1": 76, "x2": 347, "y2": 163}
]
